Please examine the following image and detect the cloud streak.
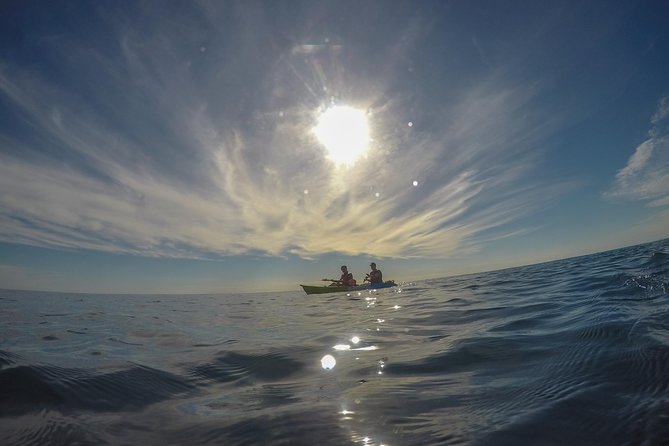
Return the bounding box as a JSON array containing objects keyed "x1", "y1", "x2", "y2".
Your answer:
[
  {"x1": 606, "y1": 96, "x2": 669, "y2": 207},
  {"x1": 0, "y1": 2, "x2": 561, "y2": 261}
]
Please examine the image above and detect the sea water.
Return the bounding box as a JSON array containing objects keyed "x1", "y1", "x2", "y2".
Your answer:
[{"x1": 1, "y1": 238, "x2": 668, "y2": 445}]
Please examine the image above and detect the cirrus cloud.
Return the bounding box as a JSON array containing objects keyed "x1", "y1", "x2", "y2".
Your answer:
[
  {"x1": 0, "y1": 2, "x2": 562, "y2": 262},
  {"x1": 606, "y1": 96, "x2": 669, "y2": 207}
]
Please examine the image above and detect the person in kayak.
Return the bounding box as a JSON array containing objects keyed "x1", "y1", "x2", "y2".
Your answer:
[
  {"x1": 329, "y1": 265, "x2": 357, "y2": 286},
  {"x1": 365, "y1": 262, "x2": 383, "y2": 284}
]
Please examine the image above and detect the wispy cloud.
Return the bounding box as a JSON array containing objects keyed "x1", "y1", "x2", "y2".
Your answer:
[
  {"x1": 606, "y1": 96, "x2": 669, "y2": 206},
  {"x1": 0, "y1": 3, "x2": 561, "y2": 261},
  {"x1": 651, "y1": 96, "x2": 669, "y2": 127}
]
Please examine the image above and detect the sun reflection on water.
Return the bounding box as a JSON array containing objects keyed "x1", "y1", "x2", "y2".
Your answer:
[
  {"x1": 317, "y1": 286, "x2": 405, "y2": 445},
  {"x1": 320, "y1": 354, "x2": 336, "y2": 370}
]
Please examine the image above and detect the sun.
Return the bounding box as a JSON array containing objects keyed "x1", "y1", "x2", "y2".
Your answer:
[{"x1": 313, "y1": 106, "x2": 370, "y2": 166}]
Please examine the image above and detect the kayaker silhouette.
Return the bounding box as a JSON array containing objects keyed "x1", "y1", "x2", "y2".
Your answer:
[
  {"x1": 365, "y1": 262, "x2": 383, "y2": 284},
  {"x1": 327, "y1": 265, "x2": 357, "y2": 286}
]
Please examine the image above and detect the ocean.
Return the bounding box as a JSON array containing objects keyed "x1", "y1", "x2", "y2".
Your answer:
[{"x1": 1, "y1": 238, "x2": 668, "y2": 446}]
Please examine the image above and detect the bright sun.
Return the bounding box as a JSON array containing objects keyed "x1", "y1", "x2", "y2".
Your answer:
[{"x1": 313, "y1": 106, "x2": 370, "y2": 165}]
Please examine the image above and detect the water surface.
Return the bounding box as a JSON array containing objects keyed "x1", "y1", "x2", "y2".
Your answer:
[{"x1": 1, "y1": 239, "x2": 669, "y2": 445}]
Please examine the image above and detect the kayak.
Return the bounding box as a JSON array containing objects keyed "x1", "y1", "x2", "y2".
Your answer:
[{"x1": 300, "y1": 280, "x2": 397, "y2": 295}]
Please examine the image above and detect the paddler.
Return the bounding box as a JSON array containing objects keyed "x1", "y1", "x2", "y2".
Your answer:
[
  {"x1": 327, "y1": 265, "x2": 357, "y2": 286},
  {"x1": 365, "y1": 262, "x2": 383, "y2": 284},
  {"x1": 339, "y1": 265, "x2": 357, "y2": 286}
]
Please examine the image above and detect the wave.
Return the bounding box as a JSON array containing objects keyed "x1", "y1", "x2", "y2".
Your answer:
[{"x1": 0, "y1": 363, "x2": 194, "y2": 417}]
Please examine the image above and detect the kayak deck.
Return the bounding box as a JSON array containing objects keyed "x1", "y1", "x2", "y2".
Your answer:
[{"x1": 300, "y1": 281, "x2": 397, "y2": 295}]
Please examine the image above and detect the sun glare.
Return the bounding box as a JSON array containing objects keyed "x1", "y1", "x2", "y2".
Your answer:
[{"x1": 313, "y1": 106, "x2": 370, "y2": 165}]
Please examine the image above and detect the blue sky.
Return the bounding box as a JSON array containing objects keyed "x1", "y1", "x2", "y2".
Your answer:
[{"x1": 1, "y1": 0, "x2": 668, "y2": 293}]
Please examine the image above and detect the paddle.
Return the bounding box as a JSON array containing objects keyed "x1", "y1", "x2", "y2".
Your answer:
[{"x1": 322, "y1": 278, "x2": 343, "y2": 287}]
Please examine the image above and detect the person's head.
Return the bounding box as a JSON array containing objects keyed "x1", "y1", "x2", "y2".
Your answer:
[
  {"x1": 341, "y1": 265, "x2": 348, "y2": 272},
  {"x1": 370, "y1": 262, "x2": 376, "y2": 270}
]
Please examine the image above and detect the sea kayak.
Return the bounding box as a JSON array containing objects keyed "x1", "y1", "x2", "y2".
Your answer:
[{"x1": 300, "y1": 280, "x2": 397, "y2": 295}]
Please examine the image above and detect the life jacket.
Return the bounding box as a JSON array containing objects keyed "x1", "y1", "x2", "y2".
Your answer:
[{"x1": 341, "y1": 272, "x2": 356, "y2": 286}]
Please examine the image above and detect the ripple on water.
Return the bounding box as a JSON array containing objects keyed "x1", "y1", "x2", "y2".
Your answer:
[
  {"x1": 3, "y1": 411, "x2": 105, "y2": 446},
  {"x1": 188, "y1": 351, "x2": 306, "y2": 386},
  {"x1": 0, "y1": 363, "x2": 195, "y2": 416}
]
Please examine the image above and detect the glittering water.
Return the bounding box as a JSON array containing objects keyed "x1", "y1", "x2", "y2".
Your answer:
[{"x1": 1, "y1": 239, "x2": 669, "y2": 445}]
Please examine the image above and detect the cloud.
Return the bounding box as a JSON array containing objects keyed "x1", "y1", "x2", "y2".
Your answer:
[
  {"x1": 606, "y1": 96, "x2": 669, "y2": 206},
  {"x1": 0, "y1": 3, "x2": 561, "y2": 261},
  {"x1": 651, "y1": 96, "x2": 669, "y2": 126}
]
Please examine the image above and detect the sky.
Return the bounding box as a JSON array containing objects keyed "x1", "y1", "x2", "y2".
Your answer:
[{"x1": 1, "y1": 0, "x2": 668, "y2": 294}]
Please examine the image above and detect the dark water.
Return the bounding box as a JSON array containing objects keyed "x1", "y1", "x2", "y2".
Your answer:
[{"x1": 1, "y1": 239, "x2": 669, "y2": 445}]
